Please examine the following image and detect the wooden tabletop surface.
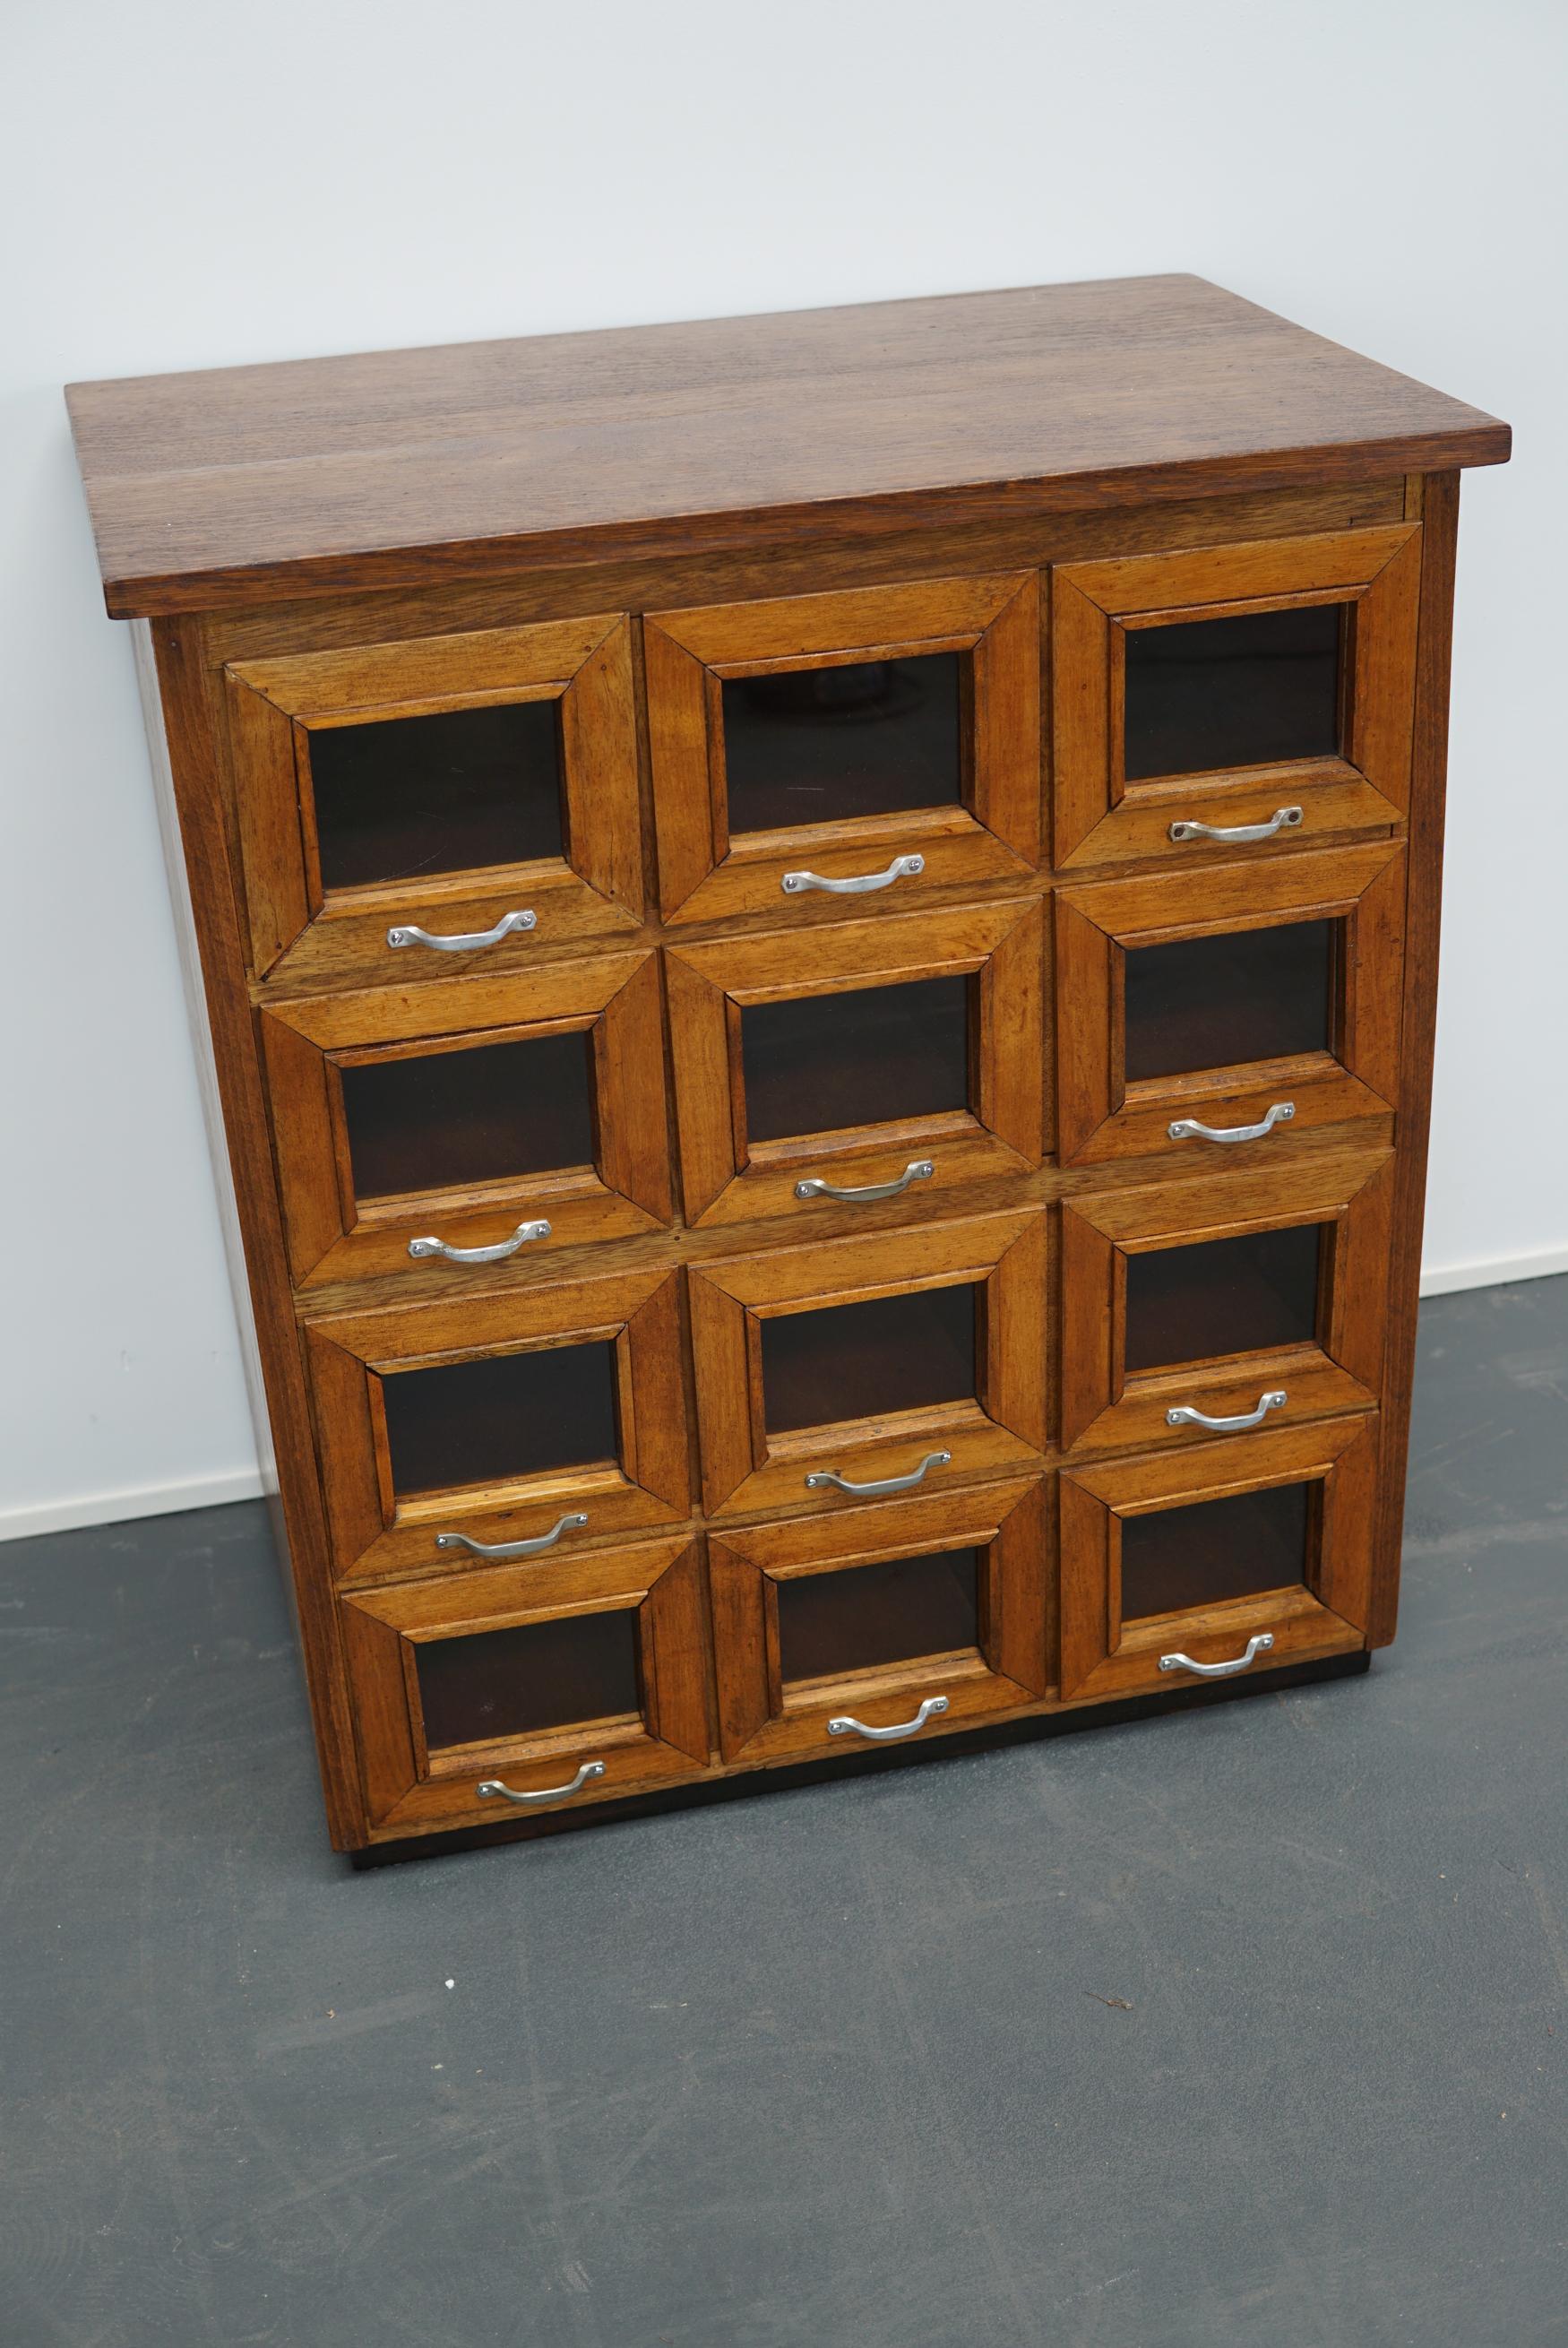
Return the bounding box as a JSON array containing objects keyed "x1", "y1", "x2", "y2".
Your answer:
[{"x1": 66, "y1": 274, "x2": 1509, "y2": 617}]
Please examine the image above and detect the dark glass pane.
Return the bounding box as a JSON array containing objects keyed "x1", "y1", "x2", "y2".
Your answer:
[
  {"x1": 778, "y1": 1549, "x2": 980, "y2": 1682},
  {"x1": 416, "y1": 1611, "x2": 639, "y2": 1748},
  {"x1": 741, "y1": 976, "x2": 969, "y2": 1144},
  {"x1": 381, "y1": 1342, "x2": 616, "y2": 1497},
  {"x1": 1124, "y1": 919, "x2": 1333, "y2": 1082},
  {"x1": 1121, "y1": 1481, "x2": 1310, "y2": 1619},
  {"x1": 308, "y1": 700, "x2": 564, "y2": 891},
  {"x1": 762, "y1": 1284, "x2": 976, "y2": 1434},
  {"x1": 1125, "y1": 1224, "x2": 1322, "y2": 1373},
  {"x1": 1123, "y1": 605, "x2": 1343, "y2": 781},
  {"x1": 721, "y1": 654, "x2": 962, "y2": 833},
  {"x1": 341, "y1": 1032, "x2": 595, "y2": 1201}
]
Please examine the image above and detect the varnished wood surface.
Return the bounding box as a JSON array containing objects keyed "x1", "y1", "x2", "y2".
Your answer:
[{"x1": 69, "y1": 277, "x2": 1508, "y2": 617}]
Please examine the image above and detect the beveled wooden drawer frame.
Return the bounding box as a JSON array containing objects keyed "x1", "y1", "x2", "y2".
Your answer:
[
  {"x1": 260, "y1": 948, "x2": 673, "y2": 1289},
  {"x1": 305, "y1": 1269, "x2": 692, "y2": 1582},
  {"x1": 688, "y1": 1209, "x2": 1049, "y2": 1517},
  {"x1": 1053, "y1": 524, "x2": 1421, "y2": 869},
  {"x1": 1055, "y1": 839, "x2": 1406, "y2": 1164},
  {"x1": 1058, "y1": 1414, "x2": 1381, "y2": 1704},
  {"x1": 340, "y1": 1534, "x2": 710, "y2": 1833},
  {"x1": 645, "y1": 572, "x2": 1040, "y2": 922},
  {"x1": 1060, "y1": 1148, "x2": 1395, "y2": 1455},
  {"x1": 709, "y1": 1478, "x2": 1050, "y2": 1764},
  {"x1": 664, "y1": 896, "x2": 1047, "y2": 1225},
  {"x1": 224, "y1": 613, "x2": 644, "y2": 989}
]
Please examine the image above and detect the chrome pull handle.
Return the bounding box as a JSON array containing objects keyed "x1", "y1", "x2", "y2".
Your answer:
[
  {"x1": 828, "y1": 1694, "x2": 950, "y2": 1743},
  {"x1": 1168, "y1": 1101, "x2": 1295, "y2": 1145},
  {"x1": 436, "y1": 1512, "x2": 588, "y2": 1561},
  {"x1": 805, "y1": 1449, "x2": 951, "y2": 1498},
  {"x1": 477, "y1": 1759, "x2": 606, "y2": 1805},
  {"x1": 1169, "y1": 806, "x2": 1303, "y2": 845},
  {"x1": 387, "y1": 909, "x2": 537, "y2": 952},
  {"x1": 1159, "y1": 1633, "x2": 1275, "y2": 1681},
  {"x1": 1166, "y1": 1389, "x2": 1288, "y2": 1434},
  {"x1": 408, "y1": 1218, "x2": 551, "y2": 1264},
  {"x1": 780, "y1": 853, "x2": 925, "y2": 897},
  {"x1": 795, "y1": 1158, "x2": 934, "y2": 1204}
]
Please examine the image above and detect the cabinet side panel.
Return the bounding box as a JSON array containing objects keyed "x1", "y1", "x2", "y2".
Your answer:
[
  {"x1": 141, "y1": 616, "x2": 366, "y2": 1847},
  {"x1": 1370, "y1": 474, "x2": 1460, "y2": 1646}
]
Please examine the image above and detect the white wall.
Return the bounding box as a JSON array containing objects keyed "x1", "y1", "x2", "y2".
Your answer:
[{"x1": 2, "y1": 0, "x2": 1562, "y2": 1537}]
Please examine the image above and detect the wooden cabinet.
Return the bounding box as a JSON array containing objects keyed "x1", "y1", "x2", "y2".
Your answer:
[{"x1": 67, "y1": 274, "x2": 1508, "y2": 1856}]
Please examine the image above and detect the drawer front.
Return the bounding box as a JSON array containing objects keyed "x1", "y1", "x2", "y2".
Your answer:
[
  {"x1": 1055, "y1": 840, "x2": 1405, "y2": 1165},
  {"x1": 261, "y1": 950, "x2": 674, "y2": 1290},
  {"x1": 709, "y1": 1479, "x2": 1049, "y2": 1764},
  {"x1": 305, "y1": 1271, "x2": 692, "y2": 1582},
  {"x1": 646, "y1": 573, "x2": 1040, "y2": 923},
  {"x1": 1058, "y1": 1415, "x2": 1379, "y2": 1703},
  {"x1": 1060, "y1": 1147, "x2": 1393, "y2": 1455},
  {"x1": 666, "y1": 898, "x2": 1046, "y2": 1227},
  {"x1": 688, "y1": 1209, "x2": 1048, "y2": 1519},
  {"x1": 225, "y1": 615, "x2": 644, "y2": 990},
  {"x1": 340, "y1": 1536, "x2": 711, "y2": 1832},
  {"x1": 1052, "y1": 525, "x2": 1419, "y2": 871}
]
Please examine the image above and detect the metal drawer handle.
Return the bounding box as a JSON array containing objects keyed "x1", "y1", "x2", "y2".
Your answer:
[
  {"x1": 1168, "y1": 1101, "x2": 1295, "y2": 1145},
  {"x1": 387, "y1": 909, "x2": 537, "y2": 952},
  {"x1": 408, "y1": 1218, "x2": 551, "y2": 1264},
  {"x1": 1169, "y1": 806, "x2": 1303, "y2": 845},
  {"x1": 806, "y1": 1450, "x2": 951, "y2": 1498},
  {"x1": 795, "y1": 1159, "x2": 935, "y2": 1204},
  {"x1": 477, "y1": 1759, "x2": 606, "y2": 1805},
  {"x1": 828, "y1": 1694, "x2": 950, "y2": 1743},
  {"x1": 1167, "y1": 1389, "x2": 1288, "y2": 1434},
  {"x1": 1159, "y1": 1633, "x2": 1275, "y2": 1681},
  {"x1": 781, "y1": 853, "x2": 925, "y2": 896},
  {"x1": 436, "y1": 1512, "x2": 588, "y2": 1560}
]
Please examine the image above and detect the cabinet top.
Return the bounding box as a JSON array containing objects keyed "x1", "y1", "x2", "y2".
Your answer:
[{"x1": 67, "y1": 273, "x2": 1508, "y2": 619}]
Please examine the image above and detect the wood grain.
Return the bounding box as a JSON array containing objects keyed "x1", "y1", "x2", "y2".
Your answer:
[{"x1": 68, "y1": 277, "x2": 1508, "y2": 617}]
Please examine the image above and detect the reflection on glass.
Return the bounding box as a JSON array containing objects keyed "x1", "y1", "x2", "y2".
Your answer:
[
  {"x1": 1124, "y1": 1224, "x2": 1323, "y2": 1372},
  {"x1": 1124, "y1": 605, "x2": 1343, "y2": 781},
  {"x1": 1124, "y1": 919, "x2": 1334, "y2": 1081},
  {"x1": 341, "y1": 1031, "x2": 595, "y2": 1201},
  {"x1": 778, "y1": 1549, "x2": 980, "y2": 1681},
  {"x1": 309, "y1": 700, "x2": 564, "y2": 890},
  {"x1": 721, "y1": 653, "x2": 962, "y2": 833},
  {"x1": 1120, "y1": 1481, "x2": 1310, "y2": 1619},
  {"x1": 741, "y1": 976, "x2": 969, "y2": 1144},
  {"x1": 381, "y1": 1342, "x2": 616, "y2": 1496},
  {"x1": 762, "y1": 1284, "x2": 977, "y2": 1434},
  {"x1": 416, "y1": 1612, "x2": 639, "y2": 1748}
]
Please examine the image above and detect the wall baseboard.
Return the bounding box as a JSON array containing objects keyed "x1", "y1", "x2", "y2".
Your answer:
[
  {"x1": 1418, "y1": 1244, "x2": 1568, "y2": 1298},
  {"x1": 1, "y1": 1250, "x2": 1564, "y2": 1545},
  {"x1": 0, "y1": 1465, "x2": 267, "y2": 1545}
]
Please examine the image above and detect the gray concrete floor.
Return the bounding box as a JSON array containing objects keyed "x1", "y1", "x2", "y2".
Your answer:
[{"x1": 3, "y1": 1278, "x2": 1566, "y2": 2348}]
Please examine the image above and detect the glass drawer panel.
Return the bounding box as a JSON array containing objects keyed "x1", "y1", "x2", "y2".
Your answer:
[
  {"x1": 740, "y1": 974, "x2": 969, "y2": 1144},
  {"x1": 381, "y1": 1342, "x2": 617, "y2": 1497},
  {"x1": 762, "y1": 1284, "x2": 978, "y2": 1435},
  {"x1": 778, "y1": 1548, "x2": 980, "y2": 1682},
  {"x1": 1124, "y1": 918, "x2": 1334, "y2": 1082},
  {"x1": 1121, "y1": 1480, "x2": 1310, "y2": 1619},
  {"x1": 1124, "y1": 1224, "x2": 1323, "y2": 1373},
  {"x1": 416, "y1": 1611, "x2": 640, "y2": 1749},
  {"x1": 340, "y1": 1031, "x2": 596, "y2": 1201},
  {"x1": 1123, "y1": 604, "x2": 1344, "y2": 781},
  {"x1": 309, "y1": 700, "x2": 565, "y2": 891},
  {"x1": 721, "y1": 652, "x2": 962, "y2": 833}
]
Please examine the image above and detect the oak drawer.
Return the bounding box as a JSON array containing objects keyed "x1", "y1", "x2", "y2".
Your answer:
[
  {"x1": 1058, "y1": 1414, "x2": 1379, "y2": 1703},
  {"x1": 225, "y1": 615, "x2": 644, "y2": 992},
  {"x1": 304, "y1": 1270, "x2": 692, "y2": 1584},
  {"x1": 340, "y1": 1535, "x2": 711, "y2": 1834}
]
